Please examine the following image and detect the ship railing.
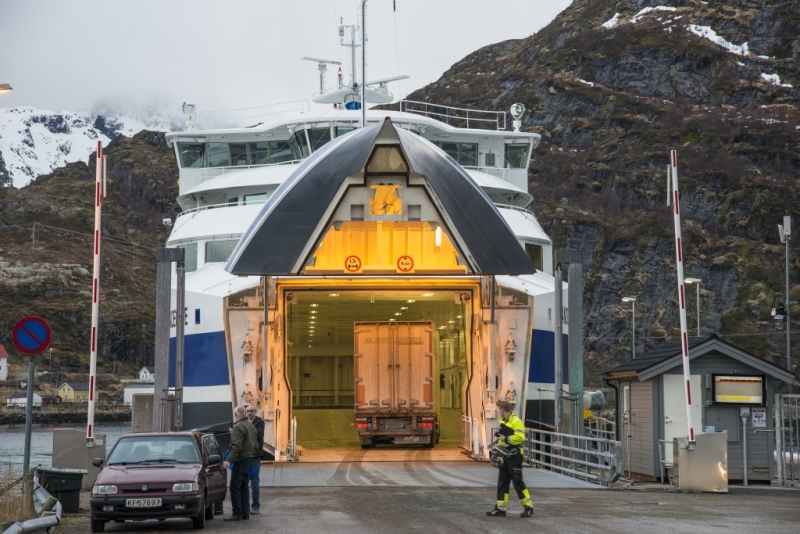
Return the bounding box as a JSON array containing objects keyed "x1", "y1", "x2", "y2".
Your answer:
[
  {"x1": 461, "y1": 165, "x2": 510, "y2": 182},
  {"x1": 199, "y1": 100, "x2": 310, "y2": 129},
  {"x1": 178, "y1": 198, "x2": 268, "y2": 218},
  {"x1": 399, "y1": 99, "x2": 507, "y2": 130},
  {"x1": 521, "y1": 425, "x2": 623, "y2": 488},
  {"x1": 198, "y1": 159, "x2": 304, "y2": 183},
  {"x1": 492, "y1": 203, "x2": 536, "y2": 217}
]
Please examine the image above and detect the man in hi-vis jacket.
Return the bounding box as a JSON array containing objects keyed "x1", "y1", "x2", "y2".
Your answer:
[{"x1": 486, "y1": 399, "x2": 534, "y2": 518}]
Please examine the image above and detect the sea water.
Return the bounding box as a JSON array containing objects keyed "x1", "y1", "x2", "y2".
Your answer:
[{"x1": 0, "y1": 422, "x2": 130, "y2": 477}]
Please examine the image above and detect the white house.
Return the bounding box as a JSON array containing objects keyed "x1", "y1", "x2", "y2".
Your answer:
[
  {"x1": 0, "y1": 344, "x2": 9, "y2": 381},
  {"x1": 123, "y1": 383, "x2": 154, "y2": 406},
  {"x1": 7, "y1": 392, "x2": 43, "y2": 407},
  {"x1": 138, "y1": 366, "x2": 155, "y2": 383}
]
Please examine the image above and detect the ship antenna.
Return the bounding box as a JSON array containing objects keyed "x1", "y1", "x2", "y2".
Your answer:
[{"x1": 361, "y1": 0, "x2": 367, "y2": 127}]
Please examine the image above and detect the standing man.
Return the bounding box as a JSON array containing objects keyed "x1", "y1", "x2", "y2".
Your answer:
[
  {"x1": 223, "y1": 405, "x2": 257, "y2": 522},
  {"x1": 245, "y1": 404, "x2": 265, "y2": 514},
  {"x1": 486, "y1": 399, "x2": 534, "y2": 518}
]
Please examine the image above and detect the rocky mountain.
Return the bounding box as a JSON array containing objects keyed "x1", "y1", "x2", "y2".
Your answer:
[
  {"x1": 0, "y1": 107, "x2": 179, "y2": 188},
  {"x1": 406, "y1": 0, "x2": 799, "y2": 382},
  {"x1": 1, "y1": 0, "x2": 799, "y2": 390}
]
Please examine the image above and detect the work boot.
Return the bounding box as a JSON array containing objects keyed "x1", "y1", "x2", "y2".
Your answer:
[
  {"x1": 486, "y1": 507, "x2": 506, "y2": 517},
  {"x1": 521, "y1": 506, "x2": 534, "y2": 518}
]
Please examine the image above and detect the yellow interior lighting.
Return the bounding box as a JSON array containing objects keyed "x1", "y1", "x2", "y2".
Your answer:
[{"x1": 305, "y1": 221, "x2": 466, "y2": 275}]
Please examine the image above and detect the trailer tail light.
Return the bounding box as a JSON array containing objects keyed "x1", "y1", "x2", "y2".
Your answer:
[
  {"x1": 357, "y1": 423, "x2": 369, "y2": 430},
  {"x1": 421, "y1": 422, "x2": 433, "y2": 429}
]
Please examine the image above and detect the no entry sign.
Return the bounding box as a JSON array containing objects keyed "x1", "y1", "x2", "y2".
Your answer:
[{"x1": 12, "y1": 316, "x2": 52, "y2": 355}]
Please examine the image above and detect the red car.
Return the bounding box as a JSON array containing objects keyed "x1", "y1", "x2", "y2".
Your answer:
[{"x1": 89, "y1": 431, "x2": 227, "y2": 532}]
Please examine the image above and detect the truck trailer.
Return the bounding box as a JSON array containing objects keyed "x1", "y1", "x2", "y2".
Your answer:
[{"x1": 354, "y1": 321, "x2": 439, "y2": 448}]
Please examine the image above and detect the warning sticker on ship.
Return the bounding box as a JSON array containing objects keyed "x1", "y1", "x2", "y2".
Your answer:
[
  {"x1": 345, "y1": 255, "x2": 362, "y2": 272},
  {"x1": 397, "y1": 255, "x2": 414, "y2": 273}
]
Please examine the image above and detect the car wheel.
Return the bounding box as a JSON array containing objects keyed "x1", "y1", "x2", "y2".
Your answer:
[
  {"x1": 192, "y1": 495, "x2": 206, "y2": 529},
  {"x1": 90, "y1": 518, "x2": 105, "y2": 533},
  {"x1": 204, "y1": 501, "x2": 215, "y2": 520}
]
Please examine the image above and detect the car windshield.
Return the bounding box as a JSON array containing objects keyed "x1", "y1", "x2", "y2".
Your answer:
[{"x1": 107, "y1": 436, "x2": 200, "y2": 465}]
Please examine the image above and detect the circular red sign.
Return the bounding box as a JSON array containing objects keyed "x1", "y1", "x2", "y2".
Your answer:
[
  {"x1": 397, "y1": 255, "x2": 414, "y2": 273},
  {"x1": 12, "y1": 316, "x2": 52, "y2": 356},
  {"x1": 344, "y1": 255, "x2": 362, "y2": 272}
]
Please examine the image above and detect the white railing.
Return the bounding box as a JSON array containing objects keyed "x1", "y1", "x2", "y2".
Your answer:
[
  {"x1": 177, "y1": 198, "x2": 268, "y2": 219},
  {"x1": 197, "y1": 159, "x2": 303, "y2": 184},
  {"x1": 400, "y1": 100, "x2": 507, "y2": 130},
  {"x1": 199, "y1": 100, "x2": 309, "y2": 129},
  {"x1": 522, "y1": 427, "x2": 623, "y2": 488},
  {"x1": 462, "y1": 165, "x2": 510, "y2": 182}
]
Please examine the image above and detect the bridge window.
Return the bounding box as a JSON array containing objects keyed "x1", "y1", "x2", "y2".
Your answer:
[
  {"x1": 435, "y1": 142, "x2": 478, "y2": 166},
  {"x1": 269, "y1": 140, "x2": 293, "y2": 163},
  {"x1": 177, "y1": 143, "x2": 205, "y2": 168},
  {"x1": 178, "y1": 243, "x2": 198, "y2": 273},
  {"x1": 505, "y1": 143, "x2": 530, "y2": 168},
  {"x1": 484, "y1": 152, "x2": 496, "y2": 167},
  {"x1": 289, "y1": 131, "x2": 311, "y2": 160},
  {"x1": 335, "y1": 125, "x2": 356, "y2": 137},
  {"x1": 308, "y1": 127, "x2": 332, "y2": 152},
  {"x1": 230, "y1": 143, "x2": 248, "y2": 166},
  {"x1": 206, "y1": 239, "x2": 239, "y2": 263},
  {"x1": 248, "y1": 142, "x2": 270, "y2": 165},
  {"x1": 525, "y1": 243, "x2": 543, "y2": 271},
  {"x1": 207, "y1": 142, "x2": 229, "y2": 167}
]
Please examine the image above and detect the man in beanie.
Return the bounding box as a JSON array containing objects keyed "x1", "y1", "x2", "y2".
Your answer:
[{"x1": 486, "y1": 399, "x2": 534, "y2": 518}]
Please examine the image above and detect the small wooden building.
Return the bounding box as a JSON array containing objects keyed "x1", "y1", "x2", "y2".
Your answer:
[
  {"x1": 137, "y1": 366, "x2": 155, "y2": 382},
  {"x1": 7, "y1": 392, "x2": 43, "y2": 407},
  {"x1": 602, "y1": 336, "x2": 795, "y2": 482}
]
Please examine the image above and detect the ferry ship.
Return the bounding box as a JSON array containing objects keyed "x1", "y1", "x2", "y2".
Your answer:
[{"x1": 161, "y1": 20, "x2": 565, "y2": 460}]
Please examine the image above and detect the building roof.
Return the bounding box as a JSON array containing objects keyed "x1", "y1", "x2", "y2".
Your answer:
[
  {"x1": 142, "y1": 366, "x2": 154, "y2": 373},
  {"x1": 226, "y1": 117, "x2": 536, "y2": 276},
  {"x1": 61, "y1": 381, "x2": 90, "y2": 391},
  {"x1": 0, "y1": 344, "x2": 8, "y2": 358},
  {"x1": 602, "y1": 335, "x2": 796, "y2": 384},
  {"x1": 7, "y1": 392, "x2": 41, "y2": 400}
]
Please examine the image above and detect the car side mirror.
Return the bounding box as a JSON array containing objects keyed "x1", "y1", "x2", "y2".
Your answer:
[
  {"x1": 92, "y1": 458, "x2": 104, "y2": 467},
  {"x1": 208, "y1": 454, "x2": 221, "y2": 464}
]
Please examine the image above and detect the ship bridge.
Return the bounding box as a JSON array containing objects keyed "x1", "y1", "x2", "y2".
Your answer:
[{"x1": 222, "y1": 118, "x2": 536, "y2": 461}]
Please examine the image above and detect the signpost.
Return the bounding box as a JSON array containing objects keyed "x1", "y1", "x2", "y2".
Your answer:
[{"x1": 12, "y1": 316, "x2": 52, "y2": 496}]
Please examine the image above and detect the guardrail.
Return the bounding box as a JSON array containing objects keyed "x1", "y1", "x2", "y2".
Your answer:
[
  {"x1": 2, "y1": 472, "x2": 61, "y2": 534},
  {"x1": 522, "y1": 427, "x2": 623, "y2": 488},
  {"x1": 400, "y1": 100, "x2": 507, "y2": 130},
  {"x1": 461, "y1": 165, "x2": 510, "y2": 182},
  {"x1": 198, "y1": 159, "x2": 303, "y2": 184}
]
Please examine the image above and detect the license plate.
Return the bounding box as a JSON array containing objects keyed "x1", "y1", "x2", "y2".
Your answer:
[
  {"x1": 126, "y1": 498, "x2": 162, "y2": 508},
  {"x1": 385, "y1": 423, "x2": 405, "y2": 429}
]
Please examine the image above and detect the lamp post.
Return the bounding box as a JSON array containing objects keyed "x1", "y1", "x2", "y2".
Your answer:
[
  {"x1": 685, "y1": 278, "x2": 702, "y2": 337},
  {"x1": 622, "y1": 297, "x2": 637, "y2": 359},
  {"x1": 779, "y1": 216, "x2": 791, "y2": 376}
]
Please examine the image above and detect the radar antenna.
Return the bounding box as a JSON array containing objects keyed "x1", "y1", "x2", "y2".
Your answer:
[{"x1": 302, "y1": 57, "x2": 343, "y2": 93}]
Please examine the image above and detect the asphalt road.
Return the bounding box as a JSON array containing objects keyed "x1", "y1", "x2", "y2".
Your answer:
[{"x1": 60, "y1": 485, "x2": 800, "y2": 534}]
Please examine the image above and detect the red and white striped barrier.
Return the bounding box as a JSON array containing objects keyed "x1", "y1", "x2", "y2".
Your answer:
[
  {"x1": 87, "y1": 142, "x2": 105, "y2": 446},
  {"x1": 668, "y1": 150, "x2": 696, "y2": 441}
]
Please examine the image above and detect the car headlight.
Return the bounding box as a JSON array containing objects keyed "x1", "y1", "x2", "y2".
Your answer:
[
  {"x1": 93, "y1": 485, "x2": 118, "y2": 495},
  {"x1": 172, "y1": 482, "x2": 199, "y2": 492}
]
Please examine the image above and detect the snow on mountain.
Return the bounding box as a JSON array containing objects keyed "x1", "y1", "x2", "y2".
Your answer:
[{"x1": 0, "y1": 106, "x2": 181, "y2": 188}]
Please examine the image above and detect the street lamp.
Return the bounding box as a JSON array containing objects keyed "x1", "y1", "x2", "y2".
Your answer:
[
  {"x1": 685, "y1": 278, "x2": 702, "y2": 337},
  {"x1": 0, "y1": 84, "x2": 12, "y2": 94},
  {"x1": 779, "y1": 216, "x2": 791, "y2": 375},
  {"x1": 622, "y1": 297, "x2": 637, "y2": 359}
]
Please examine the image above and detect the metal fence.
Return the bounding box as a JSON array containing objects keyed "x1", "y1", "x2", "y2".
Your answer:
[
  {"x1": 775, "y1": 394, "x2": 800, "y2": 487},
  {"x1": 522, "y1": 427, "x2": 623, "y2": 488}
]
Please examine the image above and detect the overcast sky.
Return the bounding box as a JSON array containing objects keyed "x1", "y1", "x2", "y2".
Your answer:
[{"x1": 0, "y1": 0, "x2": 571, "y2": 115}]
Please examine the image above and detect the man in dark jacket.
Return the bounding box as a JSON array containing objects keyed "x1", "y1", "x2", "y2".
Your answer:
[
  {"x1": 245, "y1": 404, "x2": 265, "y2": 514},
  {"x1": 223, "y1": 405, "x2": 257, "y2": 521}
]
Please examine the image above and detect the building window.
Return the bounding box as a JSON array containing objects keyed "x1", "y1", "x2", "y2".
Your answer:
[
  {"x1": 484, "y1": 152, "x2": 496, "y2": 167},
  {"x1": 308, "y1": 127, "x2": 332, "y2": 152},
  {"x1": 244, "y1": 193, "x2": 267, "y2": 205},
  {"x1": 269, "y1": 141, "x2": 293, "y2": 163},
  {"x1": 289, "y1": 130, "x2": 310, "y2": 160}
]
